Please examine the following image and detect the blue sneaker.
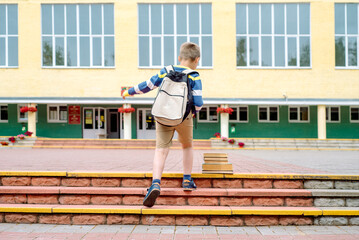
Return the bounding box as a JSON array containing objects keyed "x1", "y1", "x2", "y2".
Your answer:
[
  {"x1": 143, "y1": 183, "x2": 161, "y2": 207},
  {"x1": 182, "y1": 178, "x2": 197, "y2": 191}
]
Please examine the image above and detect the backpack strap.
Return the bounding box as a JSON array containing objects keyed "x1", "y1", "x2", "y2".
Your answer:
[{"x1": 165, "y1": 65, "x2": 174, "y2": 73}]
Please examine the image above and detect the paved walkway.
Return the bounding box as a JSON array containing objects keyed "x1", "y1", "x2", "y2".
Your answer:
[
  {"x1": 0, "y1": 224, "x2": 358, "y2": 240},
  {"x1": 0, "y1": 148, "x2": 358, "y2": 174}
]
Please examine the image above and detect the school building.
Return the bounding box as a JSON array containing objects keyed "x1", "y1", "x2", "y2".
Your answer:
[{"x1": 0, "y1": 0, "x2": 358, "y2": 140}]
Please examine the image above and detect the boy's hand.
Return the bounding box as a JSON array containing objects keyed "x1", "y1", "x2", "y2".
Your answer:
[{"x1": 122, "y1": 90, "x2": 130, "y2": 99}]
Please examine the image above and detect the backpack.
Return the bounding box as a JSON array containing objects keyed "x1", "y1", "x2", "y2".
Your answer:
[{"x1": 151, "y1": 65, "x2": 197, "y2": 127}]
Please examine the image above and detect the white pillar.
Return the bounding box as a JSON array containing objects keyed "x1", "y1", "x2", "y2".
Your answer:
[
  {"x1": 27, "y1": 103, "x2": 37, "y2": 137},
  {"x1": 317, "y1": 105, "x2": 327, "y2": 139},
  {"x1": 123, "y1": 104, "x2": 132, "y2": 139},
  {"x1": 220, "y1": 104, "x2": 229, "y2": 138}
]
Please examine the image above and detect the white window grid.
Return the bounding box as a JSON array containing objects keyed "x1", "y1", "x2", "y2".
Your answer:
[
  {"x1": 326, "y1": 106, "x2": 341, "y2": 123},
  {"x1": 258, "y1": 106, "x2": 279, "y2": 123},
  {"x1": 138, "y1": 4, "x2": 213, "y2": 69},
  {"x1": 236, "y1": 3, "x2": 311, "y2": 69},
  {"x1": 350, "y1": 106, "x2": 359, "y2": 123},
  {"x1": 0, "y1": 104, "x2": 8, "y2": 122},
  {"x1": 17, "y1": 104, "x2": 38, "y2": 123},
  {"x1": 288, "y1": 106, "x2": 310, "y2": 123},
  {"x1": 0, "y1": 4, "x2": 18, "y2": 68},
  {"x1": 47, "y1": 105, "x2": 68, "y2": 123},
  {"x1": 197, "y1": 105, "x2": 218, "y2": 123},
  {"x1": 335, "y1": 3, "x2": 359, "y2": 69},
  {"x1": 41, "y1": 4, "x2": 115, "y2": 68},
  {"x1": 229, "y1": 105, "x2": 249, "y2": 123}
]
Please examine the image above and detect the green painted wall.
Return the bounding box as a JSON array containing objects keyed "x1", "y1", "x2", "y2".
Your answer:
[
  {"x1": 194, "y1": 117, "x2": 221, "y2": 139},
  {"x1": 36, "y1": 104, "x2": 82, "y2": 138},
  {"x1": 327, "y1": 106, "x2": 359, "y2": 139},
  {"x1": 228, "y1": 106, "x2": 318, "y2": 138},
  {"x1": 1, "y1": 104, "x2": 359, "y2": 139},
  {"x1": 0, "y1": 104, "x2": 28, "y2": 136}
]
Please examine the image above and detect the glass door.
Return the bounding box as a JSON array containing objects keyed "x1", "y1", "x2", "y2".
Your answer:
[
  {"x1": 83, "y1": 107, "x2": 107, "y2": 139},
  {"x1": 137, "y1": 108, "x2": 156, "y2": 139}
]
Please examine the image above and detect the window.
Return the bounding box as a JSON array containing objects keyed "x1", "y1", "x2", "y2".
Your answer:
[
  {"x1": 258, "y1": 106, "x2": 279, "y2": 122},
  {"x1": 350, "y1": 107, "x2": 359, "y2": 122},
  {"x1": 326, "y1": 106, "x2": 340, "y2": 123},
  {"x1": 335, "y1": 4, "x2": 359, "y2": 68},
  {"x1": 229, "y1": 106, "x2": 248, "y2": 122},
  {"x1": 48, "y1": 105, "x2": 68, "y2": 122},
  {"x1": 41, "y1": 4, "x2": 115, "y2": 68},
  {"x1": 289, "y1": 106, "x2": 309, "y2": 122},
  {"x1": 198, "y1": 106, "x2": 218, "y2": 122},
  {"x1": 138, "y1": 4, "x2": 213, "y2": 68},
  {"x1": 0, "y1": 4, "x2": 18, "y2": 67},
  {"x1": 236, "y1": 3, "x2": 311, "y2": 68},
  {"x1": 0, "y1": 105, "x2": 8, "y2": 122}
]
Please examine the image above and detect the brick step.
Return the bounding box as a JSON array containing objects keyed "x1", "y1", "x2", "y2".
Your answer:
[
  {"x1": 1, "y1": 173, "x2": 359, "y2": 190},
  {"x1": 1, "y1": 204, "x2": 358, "y2": 226},
  {"x1": 1, "y1": 187, "x2": 358, "y2": 207}
]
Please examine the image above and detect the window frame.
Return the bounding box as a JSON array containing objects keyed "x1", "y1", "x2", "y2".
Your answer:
[
  {"x1": 137, "y1": 3, "x2": 213, "y2": 69},
  {"x1": 197, "y1": 105, "x2": 219, "y2": 123},
  {"x1": 350, "y1": 106, "x2": 359, "y2": 123},
  {"x1": 0, "y1": 4, "x2": 18, "y2": 68},
  {"x1": 288, "y1": 106, "x2": 310, "y2": 123},
  {"x1": 326, "y1": 106, "x2": 341, "y2": 123},
  {"x1": 236, "y1": 3, "x2": 312, "y2": 69},
  {"x1": 258, "y1": 105, "x2": 279, "y2": 123},
  {"x1": 335, "y1": 3, "x2": 359, "y2": 69},
  {"x1": 228, "y1": 105, "x2": 249, "y2": 123},
  {"x1": 41, "y1": 4, "x2": 115, "y2": 69},
  {"x1": 47, "y1": 104, "x2": 68, "y2": 123},
  {"x1": 0, "y1": 104, "x2": 8, "y2": 123}
]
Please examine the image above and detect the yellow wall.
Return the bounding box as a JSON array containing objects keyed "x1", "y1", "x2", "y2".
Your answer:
[{"x1": 0, "y1": 0, "x2": 358, "y2": 99}]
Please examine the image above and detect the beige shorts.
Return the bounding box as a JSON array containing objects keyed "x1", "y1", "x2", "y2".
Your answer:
[{"x1": 156, "y1": 114, "x2": 193, "y2": 148}]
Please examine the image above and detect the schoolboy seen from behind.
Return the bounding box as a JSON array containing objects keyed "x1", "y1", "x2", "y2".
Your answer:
[{"x1": 122, "y1": 42, "x2": 203, "y2": 207}]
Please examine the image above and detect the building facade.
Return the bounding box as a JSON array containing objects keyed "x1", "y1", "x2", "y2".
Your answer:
[{"x1": 0, "y1": 0, "x2": 358, "y2": 140}]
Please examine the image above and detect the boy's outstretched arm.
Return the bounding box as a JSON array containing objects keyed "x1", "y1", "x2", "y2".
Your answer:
[
  {"x1": 191, "y1": 76, "x2": 203, "y2": 113},
  {"x1": 122, "y1": 68, "x2": 167, "y2": 99}
]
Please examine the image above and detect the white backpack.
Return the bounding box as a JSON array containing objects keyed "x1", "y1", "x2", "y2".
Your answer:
[{"x1": 151, "y1": 65, "x2": 197, "y2": 127}]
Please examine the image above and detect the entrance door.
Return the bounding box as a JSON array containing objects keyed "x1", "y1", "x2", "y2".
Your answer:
[
  {"x1": 83, "y1": 107, "x2": 106, "y2": 139},
  {"x1": 137, "y1": 108, "x2": 156, "y2": 139},
  {"x1": 107, "y1": 109, "x2": 123, "y2": 139}
]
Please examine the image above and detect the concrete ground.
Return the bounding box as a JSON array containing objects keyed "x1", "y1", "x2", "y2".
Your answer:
[
  {"x1": 0, "y1": 223, "x2": 358, "y2": 239},
  {"x1": 0, "y1": 148, "x2": 358, "y2": 174}
]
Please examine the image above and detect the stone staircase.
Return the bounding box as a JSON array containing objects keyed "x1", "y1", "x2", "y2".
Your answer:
[
  {"x1": 0, "y1": 137, "x2": 37, "y2": 148},
  {"x1": 33, "y1": 138, "x2": 211, "y2": 149},
  {"x1": 212, "y1": 138, "x2": 359, "y2": 150},
  {"x1": 0, "y1": 172, "x2": 358, "y2": 226}
]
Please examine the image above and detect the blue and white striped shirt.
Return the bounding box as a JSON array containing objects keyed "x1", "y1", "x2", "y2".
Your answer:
[{"x1": 128, "y1": 65, "x2": 203, "y2": 111}]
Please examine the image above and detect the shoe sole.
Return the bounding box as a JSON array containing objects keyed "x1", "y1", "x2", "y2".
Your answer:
[
  {"x1": 143, "y1": 189, "x2": 160, "y2": 207},
  {"x1": 183, "y1": 187, "x2": 196, "y2": 191}
]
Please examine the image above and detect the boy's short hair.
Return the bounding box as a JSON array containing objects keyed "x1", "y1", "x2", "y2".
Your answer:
[{"x1": 179, "y1": 42, "x2": 201, "y2": 61}]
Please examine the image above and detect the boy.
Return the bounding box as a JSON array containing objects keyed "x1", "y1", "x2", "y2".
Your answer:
[{"x1": 122, "y1": 42, "x2": 203, "y2": 207}]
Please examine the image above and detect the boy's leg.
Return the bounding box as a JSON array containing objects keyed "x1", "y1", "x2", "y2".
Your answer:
[
  {"x1": 176, "y1": 115, "x2": 196, "y2": 190},
  {"x1": 152, "y1": 147, "x2": 170, "y2": 180},
  {"x1": 143, "y1": 122, "x2": 174, "y2": 207},
  {"x1": 182, "y1": 146, "x2": 193, "y2": 175}
]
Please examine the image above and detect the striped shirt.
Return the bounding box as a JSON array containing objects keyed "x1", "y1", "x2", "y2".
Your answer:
[{"x1": 128, "y1": 65, "x2": 203, "y2": 111}]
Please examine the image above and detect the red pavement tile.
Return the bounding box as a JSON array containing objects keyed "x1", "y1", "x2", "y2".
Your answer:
[{"x1": 0, "y1": 148, "x2": 332, "y2": 174}]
